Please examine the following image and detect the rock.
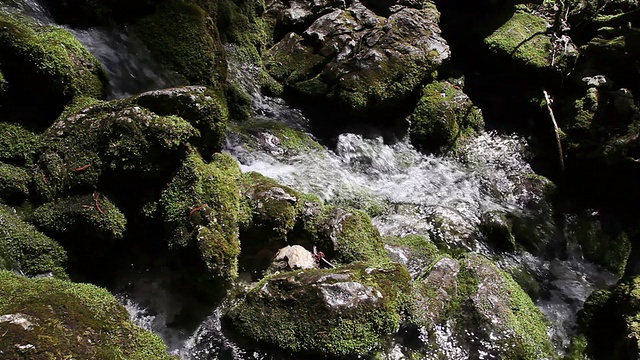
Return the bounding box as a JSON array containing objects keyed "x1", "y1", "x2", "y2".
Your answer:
[
  {"x1": 410, "y1": 80, "x2": 484, "y2": 152},
  {"x1": 578, "y1": 276, "x2": 640, "y2": 359},
  {"x1": 484, "y1": 9, "x2": 578, "y2": 71},
  {"x1": 0, "y1": 11, "x2": 107, "y2": 124},
  {"x1": 425, "y1": 206, "x2": 480, "y2": 252},
  {"x1": 384, "y1": 234, "x2": 439, "y2": 279},
  {"x1": 160, "y1": 151, "x2": 245, "y2": 281},
  {"x1": 0, "y1": 122, "x2": 39, "y2": 164},
  {"x1": 267, "y1": 245, "x2": 317, "y2": 273},
  {"x1": 265, "y1": 0, "x2": 449, "y2": 114},
  {"x1": 230, "y1": 119, "x2": 324, "y2": 157},
  {"x1": 0, "y1": 162, "x2": 30, "y2": 205},
  {"x1": 226, "y1": 263, "x2": 412, "y2": 357},
  {"x1": 581, "y1": 75, "x2": 609, "y2": 88},
  {"x1": 0, "y1": 270, "x2": 172, "y2": 359},
  {"x1": 479, "y1": 210, "x2": 516, "y2": 252},
  {"x1": 0, "y1": 204, "x2": 67, "y2": 278},
  {"x1": 410, "y1": 254, "x2": 555, "y2": 359}
]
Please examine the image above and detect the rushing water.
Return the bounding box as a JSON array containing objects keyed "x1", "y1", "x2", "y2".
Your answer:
[{"x1": 4, "y1": 2, "x2": 620, "y2": 357}]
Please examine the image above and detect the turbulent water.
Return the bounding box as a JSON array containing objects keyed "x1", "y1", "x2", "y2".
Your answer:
[{"x1": 6, "y1": 2, "x2": 620, "y2": 358}]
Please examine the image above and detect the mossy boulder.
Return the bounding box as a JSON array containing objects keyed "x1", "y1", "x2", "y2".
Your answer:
[
  {"x1": 0, "y1": 122, "x2": 40, "y2": 164},
  {"x1": 134, "y1": 0, "x2": 226, "y2": 88},
  {"x1": 0, "y1": 270, "x2": 173, "y2": 359},
  {"x1": 410, "y1": 253, "x2": 554, "y2": 359},
  {"x1": 383, "y1": 234, "x2": 440, "y2": 279},
  {"x1": 0, "y1": 162, "x2": 30, "y2": 204},
  {"x1": 160, "y1": 151, "x2": 244, "y2": 280},
  {"x1": 134, "y1": 86, "x2": 229, "y2": 158},
  {"x1": 226, "y1": 262, "x2": 412, "y2": 357},
  {"x1": 479, "y1": 210, "x2": 516, "y2": 252},
  {"x1": 565, "y1": 212, "x2": 630, "y2": 276},
  {"x1": 484, "y1": 9, "x2": 577, "y2": 71},
  {"x1": 34, "y1": 97, "x2": 198, "y2": 201},
  {"x1": 410, "y1": 80, "x2": 484, "y2": 152},
  {"x1": 32, "y1": 193, "x2": 127, "y2": 241},
  {"x1": 0, "y1": 204, "x2": 66, "y2": 278},
  {"x1": 264, "y1": 0, "x2": 449, "y2": 116},
  {"x1": 578, "y1": 276, "x2": 640, "y2": 359},
  {"x1": 0, "y1": 11, "x2": 107, "y2": 123},
  {"x1": 230, "y1": 119, "x2": 323, "y2": 156}
]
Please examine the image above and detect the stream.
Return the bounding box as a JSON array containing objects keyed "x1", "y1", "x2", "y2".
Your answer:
[{"x1": 5, "y1": 1, "x2": 620, "y2": 358}]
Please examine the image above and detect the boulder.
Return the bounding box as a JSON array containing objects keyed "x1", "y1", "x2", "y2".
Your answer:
[
  {"x1": 410, "y1": 80, "x2": 484, "y2": 152},
  {"x1": 266, "y1": 245, "x2": 317, "y2": 273},
  {"x1": 0, "y1": 122, "x2": 39, "y2": 164},
  {"x1": 0, "y1": 162, "x2": 30, "y2": 204},
  {"x1": 0, "y1": 204, "x2": 66, "y2": 278},
  {"x1": 0, "y1": 270, "x2": 172, "y2": 359},
  {"x1": 226, "y1": 263, "x2": 412, "y2": 357},
  {"x1": 265, "y1": 0, "x2": 449, "y2": 115},
  {"x1": 383, "y1": 234, "x2": 439, "y2": 279},
  {"x1": 0, "y1": 11, "x2": 107, "y2": 123}
]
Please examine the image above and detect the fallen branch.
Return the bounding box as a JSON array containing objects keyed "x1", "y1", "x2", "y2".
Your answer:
[{"x1": 542, "y1": 89, "x2": 565, "y2": 176}]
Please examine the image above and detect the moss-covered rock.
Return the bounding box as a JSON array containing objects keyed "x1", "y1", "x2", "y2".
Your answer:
[
  {"x1": 383, "y1": 234, "x2": 440, "y2": 279},
  {"x1": 32, "y1": 193, "x2": 127, "y2": 241},
  {"x1": 264, "y1": 0, "x2": 449, "y2": 116},
  {"x1": 484, "y1": 10, "x2": 555, "y2": 70},
  {"x1": 134, "y1": 0, "x2": 226, "y2": 88},
  {"x1": 0, "y1": 204, "x2": 66, "y2": 278},
  {"x1": 578, "y1": 276, "x2": 640, "y2": 359},
  {"x1": 0, "y1": 11, "x2": 107, "y2": 123},
  {"x1": 0, "y1": 162, "x2": 30, "y2": 204},
  {"x1": 410, "y1": 253, "x2": 554, "y2": 359},
  {"x1": 410, "y1": 80, "x2": 484, "y2": 152},
  {"x1": 0, "y1": 122, "x2": 40, "y2": 164},
  {"x1": 479, "y1": 210, "x2": 516, "y2": 252},
  {"x1": 230, "y1": 119, "x2": 323, "y2": 156},
  {"x1": 34, "y1": 98, "x2": 198, "y2": 201},
  {"x1": 0, "y1": 270, "x2": 173, "y2": 359},
  {"x1": 226, "y1": 262, "x2": 412, "y2": 357},
  {"x1": 160, "y1": 151, "x2": 244, "y2": 280}
]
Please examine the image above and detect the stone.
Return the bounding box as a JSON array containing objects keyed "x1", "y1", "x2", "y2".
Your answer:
[{"x1": 268, "y1": 245, "x2": 316, "y2": 273}]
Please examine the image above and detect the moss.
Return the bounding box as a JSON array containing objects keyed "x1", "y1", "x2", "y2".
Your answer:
[
  {"x1": 265, "y1": 32, "x2": 326, "y2": 85},
  {"x1": 32, "y1": 193, "x2": 127, "y2": 240},
  {"x1": 0, "y1": 12, "x2": 107, "y2": 122},
  {"x1": 0, "y1": 122, "x2": 38, "y2": 164},
  {"x1": 241, "y1": 171, "x2": 300, "y2": 241},
  {"x1": 35, "y1": 99, "x2": 198, "y2": 201},
  {"x1": 0, "y1": 162, "x2": 30, "y2": 204},
  {"x1": 231, "y1": 119, "x2": 324, "y2": 155},
  {"x1": 383, "y1": 234, "x2": 440, "y2": 277},
  {"x1": 0, "y1": 271, "x2": 173, "y2": 359},
  {"x1": 484, "y1": 10, "x2": 555, "y2": 70},
  {"x1": 410, "y1": 81, "x2": 484, "y2": 152},
  {"x1": 0, "y1": 68, "x2": 6, "y2": 97},
  {"x1": 0, "y1": 204, "x2": 66, "y2": 278},
  {"x1": 564, "y1": 334, "x2": 589, "y2": 360},
  {"x1": 226, "y1": 263, "x2": 411, "y2": 357},
  {"x1": 134, "y1": 86, "x2": 229, "y2": 157},
  {"x1": 134, "y1": 0, "x2": 226, "y2": 88},
  {"x1": 160, "y1": 151, "x2": 244, "y2": 280}
]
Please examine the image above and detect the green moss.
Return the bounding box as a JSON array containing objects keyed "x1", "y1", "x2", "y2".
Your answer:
[
  {"x1": 564, "y1": 334, "x2": 589, "y2": 360},
  {"x1": 484, "y1": 10, "x2": 554, "y2": 70},
  {"x1": 384, "y1": 234, "x2": 440, "y2": 271},
  {"x1": 0, "y1": 12, "x2": 107, "y2": 120},
  {"x1": 0, "y1": 68, "x2": 6, "y2": 97},
  {"x1": 33, "y1": 193, "x2": 127, "y2": 240},
  {"x1": 241, "y1": 171, "x2": 300, "y2": 240},
  {"x1": 35, "y1": 99, "x2": 198, "y2": 200},
  {"x1": 410, "y1": 81, "x2": 484, "y2": 152},
  {"x1": 226, "y1": 263, "x2": 411, "y2": 357},
  {"x1": 0, "y1": 204, "x2": 66, "y2": 278},
  {"x1": 0, "y1": 162, "x2": 30, "y2": 204},
  {"x1": 231, "y1": 119, "x2": 324, "y2": 155},
  {"x1": 0, "y1": 271, "x2": 173, "y2": 359},
  {"x1": 265, "y1": 32, "x2": 326, "y2": 84},
  {"x1": 134, "y1": 86, "x2": 229, "y2": 157},
  {"x1": 318, "y1": 208, "x2": 387, "y2": 265},
  {"x1": 134, "y1": 0, "x2": 226, "y2": 88},
  {"x1": 160, "y1": 151, "x2": 244, "y2": 280}
]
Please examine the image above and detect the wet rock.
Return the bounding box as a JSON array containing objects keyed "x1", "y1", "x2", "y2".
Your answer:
[
  {"x1": 0, "y1": 270, "x2": 172, "y2": 359},
  {"x1": 578, "y1": 276, "x2": 640, "y2": 359},
  {"x1": 410, "y1": 80, "x2": 484, "y2": 152},
  {"x1": 0, "y1": 11, "x2": 107, "y2": 124},
  {"x1": 0, "y1": 204, "x2": 66, "y2": 278},
  {"x1": 425, "y1": 206, "x2": 480, "y2": 252},
  {"x1": 479, "y1": 210, "x2": 516, "y2": 252},
  {"x1": 267, "y1": 245, "x2": 316, "y2": 273},
  {"x1": 265, "y1": 0, "x2": 449, "y2": 115},
  {"x1": 384, "y1": 234, "x2": 439, "y2": 278},
  {"x1": 410, "y1": 254, "x2": 555, "y2": 359},
  {"x1": 226, "y1": 263, "x2": 412, "y2": 357},
  {"x1": 160, "y1": 151, "x2": 244, "y2": 281}
]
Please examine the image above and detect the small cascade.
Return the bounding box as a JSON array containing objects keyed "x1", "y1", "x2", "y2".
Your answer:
[{"x1": 9, "y1": 0, "x2": 181, "y2": 99}]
